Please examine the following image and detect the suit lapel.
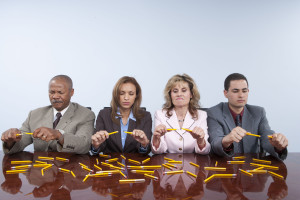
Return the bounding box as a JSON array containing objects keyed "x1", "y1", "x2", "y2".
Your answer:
[
  {"x1": 112, "y1": 121, "x2": 122, "y2": 152},
  {"x1": 43, "y1": 107, "x2": 54, "y2": 128},
  {"x1": 56, "y1": 103, "x2": 74, "y2": 130},
  {"x1": 124, "y1": 119, "x2": 136, "y2": 151},
  {"x1": 242, "y1": 106, "x2": 255, "y2": 153},
  {"x1": 223, "y1": 103, "x2": 236, "y2": 133},
  {"x1": 182, "y1": 111, "x2": 196, "y2": 133},
  {"x1": 166, "y1": 110, "x2": 183, "y2": 135}
]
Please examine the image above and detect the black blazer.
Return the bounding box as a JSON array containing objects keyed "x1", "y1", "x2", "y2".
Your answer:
[{"x1": 94, "y1": 107, "x2": 152, "y2": 154}]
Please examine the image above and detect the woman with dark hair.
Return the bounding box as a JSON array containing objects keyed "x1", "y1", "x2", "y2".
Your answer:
[
  {"x1": 151, "y1": 74, "x2": 210, "y2": 154},
  {"x1": 90, "y1": 76, "x2": 152, "y2": 154}
]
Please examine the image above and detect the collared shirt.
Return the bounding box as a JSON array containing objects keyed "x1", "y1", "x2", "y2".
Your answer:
[
  {"x1": 53, "y1": 104, "x2": 70, "y2": 122},
  {"x1": 228, "y1": 106, "x2": 244, "y2": 126},
  {"x1": 117, "y1": 109, "x2": 136, "y2": 149}
]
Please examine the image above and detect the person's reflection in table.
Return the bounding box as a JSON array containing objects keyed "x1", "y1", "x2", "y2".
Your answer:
[
  {"x1": 151, "y1": 153, "x2": 210, "y2": 200},
  {"x1": 1, "y1": 151, "x2": 33, "y2": 195},
  {"x1": 206, "y1": 154, "x2": 288, "y2": 200},
  {"x1": 91, "y1": 153, "x2": 150, "y2": 200}
]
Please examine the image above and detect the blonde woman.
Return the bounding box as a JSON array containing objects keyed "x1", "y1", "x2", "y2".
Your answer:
[{"x1": 151, "y1": 74, "x2": 210, "y2": 154}]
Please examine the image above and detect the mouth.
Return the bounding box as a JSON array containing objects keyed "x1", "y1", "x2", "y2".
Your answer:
[{"x1": 122, "y1": 102, "x2": 130, "y2": 105}]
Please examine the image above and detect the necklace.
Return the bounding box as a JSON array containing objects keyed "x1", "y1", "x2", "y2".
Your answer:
[{"x1": 178, "y1": 119, "x2": 184, "y2": 122}]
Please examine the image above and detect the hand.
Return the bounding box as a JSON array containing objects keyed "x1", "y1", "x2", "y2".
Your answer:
[
  {"x1": 1, "y1": 128, "x2": 22, "y2": 149},
  {"x1": 132, "y1": 129, "x2": 149, "y2": 147},
  {"x1": 91, "y1": 131, "x2": 109, "y2": 149},
  {"x1": 222, "y1": 127, "x2": 247, "y2": 148},
  {"x1": 269, "y1": 133, "x2": 288, "y2": 152},
  {"x1": 188, "y1": 126, "x2": 206, "y2": 149},
  {"x1": 152, "y1": 124, "x2": 167, "y2": 148},
  {"x1": 33, "y1": 127, "x2": 61, "y2": 142}
]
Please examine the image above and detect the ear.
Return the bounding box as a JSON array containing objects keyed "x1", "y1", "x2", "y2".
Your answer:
[
  {"x1": 70, "y1": 89, "x2": 74, "y2": 97},
  {"x1": 223, "y1": 90, "x2": 228, "y2": 98}
]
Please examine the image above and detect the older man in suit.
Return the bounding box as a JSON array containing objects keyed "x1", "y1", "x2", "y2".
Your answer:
[
  {"x1": 207, "y1": 73, "x2": 288, "y2": 160},
  {"x1": 1, "y1": 75, "x2": 95, "y2": 154}
]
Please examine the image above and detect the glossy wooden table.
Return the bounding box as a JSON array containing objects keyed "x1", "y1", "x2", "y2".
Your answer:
[{"x1": 0, "y1": 151, "x2": 298, "y2": 200}]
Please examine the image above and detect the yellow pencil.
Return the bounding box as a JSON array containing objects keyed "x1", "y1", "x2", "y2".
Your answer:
[
  {"x1": 128, "y1": 159, "x2": 141, "y2": 165},
  {"x1": 96, "y1": 170, "x2": 120, "y2": 174},
  {"x1": 120, "y1": 171, "x2": 127, "y2": 179},
  {"x1": 164, "y1": 157, "x2": 175, "y2": 161},
  {"x1": 56, "y1": 157, "x2": 69, "y2": 162},
  {"x1": 182, "y1": 128, "x2": 193, "y2": 132},
  {"x1": 105, "y1": 158, "x2": 119, "y2": 163},
  {"x1": 120, "y1": 155, "x2": 126, "y2": 160},
  {"x1": 43, "y1": 165, "x2": 52, "y2": 171},
  {"x1": 131, "y1": 170, "x2": 154, "y2": 174},
  {"x1": 71, "y1": 171, "x2": 76, "y2": 178},
  {"x1": 89, "y1": 173, "x2": 112, "y2": 177},
  {"x1": 189, "y1": 162, "x2": 200, "y2": 168},
  {"x1": 109, "y1": 165, "x2": 124, "y2": 170},
  {"x1": 163, "y1": 170, "x2": 184, "y2": 175},
  {"x1": 119, "y1": 179, "x2": 145, "y2": 183},
  {"x1": 246, "y1": 132, "x2": 261, "y2": 137},
  {"x1": 99, "y1": 154, "x2": 111, "y2": 158},
  {"x1": 254, "y1": 167, "x2": 264, "y2": 171},
  {"x1": 11, "y1": 160, "x2": 32, "y2": 164},
  {"x1": 186, "y1": 171, "x2": 197, "y2": 178},
  {"x1": 82, "y1": 166, "x2": 93, "y2": 173},
  {"x1": 16, "y1": 134, "x2": 22, "y2": 137},
  {"x1": 127, "y1": 165, "x2": 161, "y2": 169},
  {"x1": 101, "y1": 162, "x2": 112, "y2": 167},
  {"x1": 162, "y1": 164, "x2": 173, "y2": 170},
  {"x1": 11, "y1": 165, "x2": 32, "y2": 169},
  {"x1": 215, "y1": 161, "x2": 218, "y2": 167},
  {"x1": 167, "y1": 129, "x2": 177, "y2": 131},
  {"x1": 41, "y1": 169, "x2": 44, "y2": 176},
  {"x1": 142, "y1": 158, "x2": 150, "y2": 164},
  {"x1": 268, "y1": 171, "x2": 284, "y2": 180},
  {"x1": 38, "y1": 156, "x2": 54, "y2": 161},
  {"x1": 214, "y1": 174, "x2": 237, "y2": 178},
  {"x1": 204, "y1": 167, "x2": 226, "y2": 171},
  {"x1": 94, "y1": 164, "x2": 102, "y2": 171},
  {"x1": 144, "y1": 174, "x2": 159, "y2": 180},
  {"x1": 268, "y1": 135, "x2": 273, "y2": 139},
  {"x1": 232, "y1": 156, "x2": 246, "y2": 160},
  {"x1": 239, "y1": 169, "x2": 253, "y2": 177},
  {"x1": 247, "y1": 170, "x2": 268, "y2": 174},
  {"x1": 108, "y1": 131, "x2": 118, "y2": 135},
  {"x1": 227, "y1": 161, "x2": 245, "y2": 164},
  {"x1": 35, "y1": 160, "x2": 47, "y2": 164},
  {"x1": 117, "y1": 161, "x2": 125, "y2": 167},
  {"x1": 124, "y1": 131, "x2": 133, "y2": 135},
  {"x1": 82, "y1": 174, "x2": 90, "y2": 182},
  {"x1": 96, "y1": 158, "x2": 99, "y2": 165},
  {"x1": 252, "y1": 158, "x2": 271, "y2": 164},
  {"x1": 6, "y1": 169, "x2": 28, "y2": 174},
  {"x1": 250, "y1": 163, "x2": 278, "y2": 170},
  {"x1": 204, "y1": 175, "x2": 215, "y2": 183},
  {"x1": 165, "y1": 163, "x2": 177, "y2": 169},
  {"x1": 58, "y1": 168, "x2": 70, "y2": 173},
  {"x1": 33, "y1": 164, "x2": 53, "y2": 168},
  {"x1": 168, "y1": 160, "x2": 182, "y2": 164},
  {"x1": 79, "y1": 162, "x2": 89, "y2": 168}
]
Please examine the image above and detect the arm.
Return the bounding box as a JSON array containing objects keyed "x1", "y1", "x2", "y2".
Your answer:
[
  {"x1": 258, "y1": 108, "x2": 288, "y2": 160},
  {"x1": 207, "y1": 110, "x2": 234, "y2": 157},
  {"x1": 57, "y1": 111, "x2": 95, "y2": 154},
  {"x1": 194, "y1": 112, "x2": 211, "y2": 154},
  {"x1": 2, "y1": 111, "x2": 34, "y2": 154},
  {"x1": 151, "y1": 110, "x2": 168, "y2": 154},
  {"x1": 94, "y1": 110, "x2": 108, "y2": 154},
  {"x1": 133, "y1": 112, "x2": 152, "y2": 154}
]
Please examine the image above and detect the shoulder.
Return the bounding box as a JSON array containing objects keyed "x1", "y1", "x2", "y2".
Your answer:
[
  {"x1": 154, "y1": 108, "x2": 168, "y2": 118},
  {"x1": 72, "y1": 102, "x2": 95, "y2": 118},
  {"x1": 30, "y1": 105, "x2": 52, "y2": 115},
  {"x1": 139, "y1": 109, "x2": 152, "y2": 121},
  {"x1": 245, "y1": 104, "x2": 265, "y2": 116},
  {"x1": 207, "y1": 102, "x2": 225, "y2": 116},
  {"x1": 98, "y1": 107, "x2": 112, "y2": 117},
  {"x1": 196, "y1": 109, "x2": 207, "y2": 118}
]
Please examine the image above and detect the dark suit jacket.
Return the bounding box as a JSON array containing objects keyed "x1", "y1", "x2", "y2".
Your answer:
[
  {"x1": 207, "y1": 102, "x2": 287, "y2": 160},
  {"x1": 93, "y1": 108, "x2": 152, "y2": 154}
]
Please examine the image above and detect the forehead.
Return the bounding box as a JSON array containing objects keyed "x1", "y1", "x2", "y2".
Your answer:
[
  {"x1": 228, "y1": 80, "x2": 248, "y2": 89},
  {"x1": 120, "y1": 82, "x2": 136, "y2": 91},
  {"x1": 172, "y1": 81, "x2": 189, "y2": 89},
  {"x1": 49, "y1": 79, "x2": 69, "y2": 90}
]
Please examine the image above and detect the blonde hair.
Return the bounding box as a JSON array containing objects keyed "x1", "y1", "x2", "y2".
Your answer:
[
  {"x1": 163, "y1": 74, "x2": 201, "y2": 118},
  {"x1": 110, "y1": 76, "x2": 144, "y2": 124}
]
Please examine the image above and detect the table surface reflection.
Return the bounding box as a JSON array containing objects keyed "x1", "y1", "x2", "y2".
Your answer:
[{"x1": 0, "y1": 151, "x2": 299, "y2": 200}]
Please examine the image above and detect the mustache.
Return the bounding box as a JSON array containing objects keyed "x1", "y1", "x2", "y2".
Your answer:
[{"x1": 51, "y1": 100, "x2": 63, "y2": 104}]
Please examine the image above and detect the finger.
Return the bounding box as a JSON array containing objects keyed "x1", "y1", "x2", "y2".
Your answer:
[{"x1": 33, "y1": 128, "x2": 41, "y2": 138}]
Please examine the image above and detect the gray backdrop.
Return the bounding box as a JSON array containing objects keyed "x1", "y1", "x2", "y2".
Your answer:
[{"x1": 1, "y1": 0, "x2": 299, "y2": 152}]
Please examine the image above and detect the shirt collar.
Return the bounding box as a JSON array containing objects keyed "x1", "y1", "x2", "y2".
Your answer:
[
  {"x1": 53, "y1": 104, "x2": 70, "y2": 118},
  {"x1": 228, "y1": 105, "x2": 244, "y2": 121},
  {"x1": 116, "y1": 108, "x2": 136, "y2": 121}
]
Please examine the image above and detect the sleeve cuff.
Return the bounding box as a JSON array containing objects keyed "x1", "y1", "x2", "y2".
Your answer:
[{"x1": 138, "y1": 144, "x2": 149, "y2": 153}]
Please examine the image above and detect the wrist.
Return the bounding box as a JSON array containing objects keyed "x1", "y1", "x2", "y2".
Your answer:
[{"x1": 141, "y1": 139, "x2": 149, "y2": 148}]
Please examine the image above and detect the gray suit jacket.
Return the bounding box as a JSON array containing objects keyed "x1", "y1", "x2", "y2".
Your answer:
[
  {"x1": 207, "y1": 102, "x2": 287, "y2": 160},
  {"x1": 3, "y1": 102, "x2": 95, "y2": 154}
]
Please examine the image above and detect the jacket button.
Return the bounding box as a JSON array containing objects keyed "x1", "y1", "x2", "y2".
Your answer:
[
  {"x1": 179, "y1": 138, "x2": 183, "y2": 141},
  {"x1": 179, "y1": 148, "x2": 182, "y2": 151}
]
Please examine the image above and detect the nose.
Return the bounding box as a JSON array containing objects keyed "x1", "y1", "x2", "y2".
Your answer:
[
  {"x1": 124, "y1": 93, "x2": 129, "y2": 100},
  {"x1": 53, "y1": 92, "x2": 60, "y2": 99}
]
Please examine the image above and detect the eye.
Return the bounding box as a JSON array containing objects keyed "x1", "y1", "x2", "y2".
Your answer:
[
  {"x1": 242, "y1": 89, "x2": 248, "y2": 93},
  {"x1": 120, "y1": 91, "x2": 125, "y2": 95}
]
